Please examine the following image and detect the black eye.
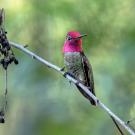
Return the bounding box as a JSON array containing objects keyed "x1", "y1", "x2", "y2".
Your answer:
[{"x1": 67, "y1": 36, "x2": 72, "y2": 40}]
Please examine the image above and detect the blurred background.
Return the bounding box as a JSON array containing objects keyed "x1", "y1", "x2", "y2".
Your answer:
[{"x1": 0, "y1": 0, "x2": 135, "y2": 135}]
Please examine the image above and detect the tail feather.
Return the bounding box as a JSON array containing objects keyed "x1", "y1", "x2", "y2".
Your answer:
[{"x1": 76, "y1": 85, "x2": 96, "y2": 106}]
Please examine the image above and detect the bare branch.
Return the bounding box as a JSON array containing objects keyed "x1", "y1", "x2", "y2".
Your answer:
[{"x1": 9, "y1": 41, "x2": 135, "y2": 135}]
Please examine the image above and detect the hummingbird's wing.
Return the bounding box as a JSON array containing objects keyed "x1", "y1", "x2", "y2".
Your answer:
[
  {"x1": 81, "y1": 52, "x2": 95, "y2": 94},
  {"x1": 76, "y1": 51, "x2": 96, "y2": 105}
]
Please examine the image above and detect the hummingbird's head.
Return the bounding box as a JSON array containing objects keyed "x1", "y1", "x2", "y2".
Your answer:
[{"x1": 63, "y1": 31, "x2": 87, "y2": 53}]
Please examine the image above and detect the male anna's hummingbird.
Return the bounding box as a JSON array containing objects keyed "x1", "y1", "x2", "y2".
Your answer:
[{"x1": 63, "y1": 31, "x2": 96, "y2": 106}]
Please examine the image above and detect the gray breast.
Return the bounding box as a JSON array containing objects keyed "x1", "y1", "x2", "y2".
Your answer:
[{"x1": 64, "y1": 52, "x2": 84, "y2": 81}]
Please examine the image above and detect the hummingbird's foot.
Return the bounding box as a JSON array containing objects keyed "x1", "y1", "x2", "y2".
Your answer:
[
  {"x1": 60, "y1": 66, "x2": 65, "y2": 71},
  {"x1": 63, "y1": 72, "x2": 78, "y2": 85},
  {"x1": 63, "y1": 72, "x2": 75, "y2": 78}
]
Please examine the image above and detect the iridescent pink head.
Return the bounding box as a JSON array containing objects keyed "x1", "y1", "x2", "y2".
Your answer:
[{"x1": 63, "y1": 31, "x2": 87, "y2": 53}]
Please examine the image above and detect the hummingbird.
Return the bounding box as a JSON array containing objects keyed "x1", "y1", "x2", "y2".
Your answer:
[{"x1": 63, "y1": 31, "x2": 96, "y2": 106}]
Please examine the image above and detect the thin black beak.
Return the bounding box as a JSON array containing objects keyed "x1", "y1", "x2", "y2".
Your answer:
[{"x1": 73, "y1": 34, "x2": 87, "y2": 40}]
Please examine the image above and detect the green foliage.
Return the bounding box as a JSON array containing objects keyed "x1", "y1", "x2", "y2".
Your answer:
[{"x1": 0, "y1": 0, "x2": 135, "y2": 134}]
